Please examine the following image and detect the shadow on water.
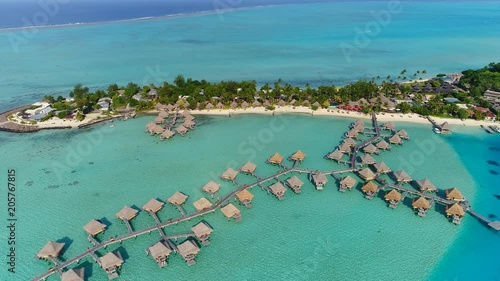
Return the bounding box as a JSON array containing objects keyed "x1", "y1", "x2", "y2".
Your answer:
[
  {"x1": 99, "y1": 217, "x2": 112, "y2": 227},
  {"x1": 114, "y1": 246, "x2": 129, "y2": 261},
  {"x1": 487, "y1": 160, "x2": 499, "y2": 166},
  {"x1": 78, "y1": 261, "x2": 94, "y2": 279},
  {"x1": 493, "y1": 194, "x2": 500, "y2": 200},
  {"x1": 489, "y1": 146, "x2": 500, "y2": 152},
  {"x1": 489, "y1": 170, "x2": 499, "y2": 175}
]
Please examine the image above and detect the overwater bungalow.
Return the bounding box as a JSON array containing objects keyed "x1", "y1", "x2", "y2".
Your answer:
[
  {"x1": 312, "y1": 173, "x2": 328, "y2": 190},
  {"x1": 145, "y1": 122, "x2": 155, "y2": 132},
  {"x1": 166, "y1": 104, "x2": 175, "y2": 111},
  {"x1": 327, "y1": 149, "x2": 344, "y2": 162},
  {"x1": 220, "y1": 168, "x2": 239, "y2": 181},
  {"x1": 202, "y1": 180, "x2": 220, "y2": 195},
  {"x1": 382, "y1": 122, "x2": 396, "y2": 131},
  {"x1": 353, "y1": 124, "x2": 365, "y2": 133},
  {"x1": 183, "y1": 119, "x2": 195, "y2": 129},
  {"x1": 175, "y1": 125, "x2": 188, "y2": 136},
  {"x1": 149, "y1": 125, "x2": 165, "y2": 135},
  {"x1": 235, "y1": 189, "x2": 255, "y2": 208},
  {"x1": 360, "y1": 154, "x2": 376, "y2": 165},
  {"x1": 168, "y1": 191, "x2": 188, "y2": 205},
  {"x1": 361, "y1": 181, "x2": 379, "y2": 199},
  {"x1": 160, "y1": 129, "x2": 175, "y2": 140},
  {"x1": 192, "y1": 222, "x2": 213, "y2": 246},
  {"x1": 286, "y1": 176, "x2": 304, "y2": 194},
  {"x1": 339, "y1": 176, "x2": 356, "y2": 192},
  {"x1": 263, "y1": 100, "x2": 271, "y2": 107},
  {"x1": 393, "y1": 170, "x2": 412, "y2": 183},
  {"x1": 155, "y1": 103, "x2": 166, "y2": 111},
  {"x1": 184, "y1": 114, "x2": 195, "y2": 122},
  {"x1": 373, "y1": 162, "x2": 391, "y2": 174},
  {"x1": 445, "y1": 188, "x2": 465, "y2": 201},
  {"x1": 290, "y1": 150, "x2": 306, "y2": 162},
  {"x1": 205, "y1": 103, "x2": 214, "y2": 110},
  {"x1": 61, "y1": 268, "x2": 84, "y2": 281},
  {"x1": 278, "y1": 100, "x2": 286, "y2": 107},
  {"x1": 415, "y1": 179, "x2": 438, "y2": 192},
  {"x1": 343, "y1": 137, "x2": 357, "y2": 147},
  {"x1": 181, "y1": 110, "x2": 191, "y2": 118},
  {"x1": 158, "y1": 110, "x2": 169, "y2": 118},
  {"x1": 100, "y1": 252, "x2": 124, "y2": 279},
  {"x1": 338, "y1": 143, "x2": 352, "y2": 154},
  {"x1": 388, "y1": 134, "x2": 403, "y2": 145},
  {"x1": 116, "y1": 206, "x2": 139, "y2": 221},
  {"x1": 154, "y1": 115, "x2": 164, "y2": 124},
  {"x1": 142, "y1": 198, "x2": 164, "y2": 213},
  {"x1": 147, "y1": 241, "x2": 172, "y2": 268},
  {"x1": 230, "y1": 101, "x2": 238, "y2": 109},
  {"x1": 345, "y1": 129, "x2": 359, "y2": 139},
  {"x1": 446, "y1": 203, "x2": 465, "y2": 224},
  {"x1": 193, "y1": 198, "x2": 213, "y2": 212},
  {"x1": 358, "y1": 168, "x2": 376, "y2": 181},
  {"x1": 384, "y1": 189, "x2": 402, "y2": 208},
  {"x1": 268, "y1": 152, "x2": 284, "y2": 165},
  {"x1": 376, "y1": 139, "x2": 391, "y2": 150},
  {"x1": 440, "y1": 122, "x2": 452, "y2": 134},
  {"x1": 363, "y1": 143, "x2": 378, "y2": 154},
  {"x1": 240, "y1": 161, "x2": 257, "y2": 174},
  {"x1": 241, "y1": 101, "x2": 249, "y2": 109},
  {"x1": 84, "y1": 219, "x2": 106, "y2": 236},
  {"x1": 396, "y1": 129, "x2": 409, "y2": 140},
  {"x1": 220, "y1": 203, "x2": 241, "y2": 222},
  {"x1": 177, "y1": 240, "x2": 200, "y2": 266},
  {"x1": 252, "y1": 100, "x2": 261, "y2": 107},
  {"x1": 36, "y1": 241, "x2": 65, "y2": 259},
  {"x1": 412, "y1": 197, "x2": 431, "y2": 217},
  {"x1": 269, "y1": 182, "x2": 287, "y2": 200},
  {"x1": 216, "y1": 102, "x2": 224, "y2": 109},
  {"x1": 354, "y1": 119, "x2": 364, "y2": 127}
]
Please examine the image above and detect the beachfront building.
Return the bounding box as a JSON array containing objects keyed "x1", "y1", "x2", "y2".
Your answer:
[
  {"x1": 415, "y1": 179, "x2": 438, "y2": 193},
  {"x1": 84, "y1": 219, "x2": 106, "y2": 236},
  {"x1": 263, "y1": 100, "x2": 271, "y2": 107},
  {"x1": 154, "y1": 115, "x2": 164, "y2": 124},
  {"x1": 168, "y1": 191, "x2": 188, "y2": 205},
  {"x1": 116, "y1": 206, "x2": 139, "y2": 221},
  {"x1": 376, "y1": 139, "x2": 391, "y2": 150},
  {"x1": 177, "y1": 240, "x2": 200, "y2": 266},
  {"x1": 388, "y1": 134, "x2": 403, "y2": 145},
  {"x1": 142, "y1": 198, "x2": 164, "y2": 213},
  {"x1": 290, "y1": 150, "x2": 306, "y2": 162},
  {"x1": 252, "y1": 100, "x2": 261, "y2": 107},
  {"x1": 339, "y1": 176, "x2": 356, "y2": 192},
  {"x1": 231, "y1": 101, "x2": 238, "y2": 109},
  {"x1": 286, "y1": 176, "x2": 304, "y2": 194},
  {"x1": 278, "y1": 100, "x2": 286, "y2": 107},
  {"x1": 202, "y1": 180, "x2": 220, "y2": 196},
  {"x1": 147, "y1": 241, "x2": 172, "y2": 268},
  {"x1": 36, "y1": 241, "x2": 65, "y2": 259},
  {"x1": 446, "y1": 203, "x2": 465, "y2": 224},
  {"x1": 160, "y1": 129, "x2": 175, "y2": 140},
  {"x1": 220, "y1": 203, "x2": 241, "y2": 222},
  {"x1": 343, "y1": 137, "x2": 357, "y2": 147},
  {"x1": 353, "y1": 124, "x2": 365, "y2": 134},
  {"x1": 412, "y1": 197, "x2": 431, "y2": 217},
  {"x1": 382, "y1": 122, "x2": 396, "y2": 131},
  {"x1": 240, "y1": 161, "x2": 257, "y2": 174},
  {"x1": 268, "y1": 152, "x2": 284, "y2": 166},
  {"x1": 363, "y1": 144, "x2": 379, "y2": 154},
  {"x1": 241, "y1": 101, "x2": 249, "y2": 109},
  {"x1": 312, "y1": 173, "x2": 328, "y2": 190},
  {"x1": 445, "y1": 188, "x2": 465, "y2": 201},
  {"x1": 373, "y1": 162, "x2": 391, "y2": 174},
  {"x1": 216, "y1": 102, "x2": 224, "y2": 109},
  {"x1": 327, "y1": 149, "x2": 344, "y2": 162},
  {"x1": 61, "y1": 268, "x2": 84, "y2": 281},
  {"x1": 193, "y1": 198, "x2": 213, "y2": 212},
  {"x1": 220, "y1": 168, "x2": 239, "y2": 181},
  {"x1": 384, "y1": 189, "x2": 402, "y2": 208},
  {"x1": 361, "y1": 181, "x2": 379, "y2": 200},
  {"x1": 396, "y1": 129, "x2": 410, "y2": 140},
  {"x1": 100, "y1": 252, "x2": 124, "y2": 280},
  {"x1": 358, "y1": 168, "x2": 376, "y2": 181},
  {"x1": 205, "y1": 103, "x2": 214, "y2": 110},
  {"x1": 269, "y1": 182, "x2": 287, "y2": 200},
  {"x1": 338, "y1": 143, "x2": 352, "y2": 154},
  {"x1": 235, "y1": 189, "x2": 254, "y2": 208},
  {"x1": 175, "y1": 125, "x2": 188, "y2": 136},
  {"x1": 192, "y1": 222, "x2": 213, "y2": 246},
  {"x1": 360, "y1": 154, "x2": 376, "y2": 165},
  {"x1": 183, "y1": 119, "x2": 195, "y2": 129},
  {"x1": 393, "y1": 170, "x2": 412, "y2": 183}
]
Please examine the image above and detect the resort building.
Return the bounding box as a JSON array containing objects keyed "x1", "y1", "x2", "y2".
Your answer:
[
  {"x1": 415, "y1": 179, "x2": 438, "y2": 193},
  {"x1": 384, "y1": 189, "x2": 402, "y2": 208},
  {"x1": 220, "y1": 203, "x2": 241, "y2": 222},
  {"x1": 345, "y1": 129, "x2": 359, "y2": 139},
  {"x1": 269, "y1": 182, "x2": 287, "y2": 200},
  {"x1": 177, "y1": 240, "x2": 200, "y2": 266},
  {"x1": 343, "y1": 137, "x2": 357, "y2": 147},
  {"x1": 311, "y1": 173, "x2": 328, "y2": 190},
  {"x1": 339, "y1": 143, "x2": 352, "y2": 154},
  {"x1": 361, "y1": 181, "x2": 379, "y2": 199},
  {"x1": 142, "y1": 198, "x2": 164, "y2": 213},
  {"x1": 339, "y1": 176, "x2": 356, "y2": 192},
  {"x1": 216, "y1": 102, "x2": 224, "y2": 109},
  {"x1": 446, "y1": 203, "x2": 465, "y2": 224},
  {"x1": 252, "y1": 100, "x2": 261, "y2": 107},
  {"x1": 363, "y1": 144, "x2": 378, "y2": 154},
  {"x1": 382, "y1": 122, "x2": 396, "y2": 131},
  {"x1": 220, "y1": 168, "x2": 239, "y2": 181},
  {"x1": 160, "y1": 130, "x2": 175, "y2": 140},
  {"x1": 268, "y1": 152, "x2": 284, "y2": 166},
  {"x1": 183, "y1": 119, "x2": 195, "y2": 129},
  {"x1": 154, "y1": 115, "x2": 164, "y2": 124},
  {"x1": 235, "y1": 189, "x2": 254, "y2": 208},
  {"x1": 412, "y1": 197, "x2": 431, "y2": 217},
  {"x1": 205, "y1": 103, "x2": 214, "y2": 110},
  {"x1": 191, "y1": 222, "x2": 214, "y2": 246},
  {"x1": 388, "y1": 134, "x2": 403, "y2": 145},
  {"x1": 193, "y1": 198, "x2": 213, "y2": 212},
  {"x1": 240, "y1": 161, "x2": 257, "y2": 174},
  {"x1": 84, "y1": 219, "x2": 106, "y2": 236},
  {"x1": 360, "y1": 154, "x2": 376, "y2": 165},
  {"x1": 61, "y1": 268, "x2": 84, "y2": 281},
  {"x1": 168, "y1": 192, "x2": 188, "y2": 205},
  {"x1": 263, "y1": 100, "x2": 271, "y2": 107},
  {"x1": 231, "y1": 101, "x2": 238, "y2": 109},
  {"x1": 100, "y1": 252, "x2": 124, "y2": 280},
  {"x1": 286, "y1": 176, "x2": 304, "y2": 194},
  {"x1": 175, "y1": 125, "x2": 188, "y2": 136},
  {"x1": 147, "y1": 241, "x2": 172, "y2": 268},
  {"x1": 202, "y1": 180, "x2": 220, "y2": 195},
  {"x1": 116, "y1": 206, "x2": 139, "y2": 221},
  {"x1": 358, "y1": 168, "x2": 376, "y2": 181},
  {"x1": 396, "y1": 129, "x2": 410, "y2": 140},
  {"x1": 327, "y1": 149, "x2": 344, "y2": 162},
  {"x1": 445, "y1": 188, "x2": 465, "y2": 201},
  {"x1": 278, "y1": 100, "x2": 286, "y2": 107},
  {"x1": 290, "y1": 150, "x2": 306, "y2": 162},
  {"x1": 376, "y1": 139, "x2": 391, "y2": 150},
  {"x1": 241, "y1": 101, "x2": 249, "y2": 109},
  {"x1": 439, "y1": 122, "x2": 452, "y2": 134},
  {"x1": 36, "y1": 241, "x2": 65, "y2": 259},
  {"x1": 393, "y1": 170, "x2": 412, "y2": 183},
  {"x1": 373, "y1": 162, "x2": 391, "y2": 174}
]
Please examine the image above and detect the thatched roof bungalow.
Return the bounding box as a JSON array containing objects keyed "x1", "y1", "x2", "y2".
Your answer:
[
  {"x1": 376, "y1": 139, "x2": 391, "y2": 150},
  {"x1": 339, "y1": 176, "x2": 356, "y2": 192},
  {"x1": 290, "y1": 150, "x2": 306, "y2": 162},
  {"x1": 384, "y1": 189, "x2": 402, "y2": 208},
  {"x1": 175, "y1": 125, "x2": 188, "y2": 136},
  {"x1": 168, "y1": 192, "x2": 188, "y2": 205},
  {"x1": 100, "y1": 252, "x2": 123, "y2": 277},
  {"x1": 241, "y1": 101, "x2": 249, "y2": 109},
  {"x1": 61, "y1": 268, "x2": 84, "y2": 281},
  {"x1": 177, "y1": 240, "x2": 200, "y2": 266},
  {"x1": 393, "y1": 170, "x2": 412, "y2": 183},
  {"x1": 312, "y1": 173, "x2": 328, "y2": 190},
  {"x1": 346, "y1": 129, "x2": 358, "y2": 139},
  {"x1": 240, "y1": 161, "x2": 257, "y2": 174},
  {"x1": 412, "y1": 197, "x2": 431, "y2": 217},
  {"x1": 268, "y1": 152, "x2": 284, "y2": 165},
  {"x1": 160, "y1": 129, "x2": 175, "y2": 140},
  {"x1": 343, "y1": 137, "x2": 357, "y2": 147},
  {"x1": 373, "y1": 162, "x2": 391, "y2": 174},
  {"x1": 202, "y1": 180, "x2": 220, "y2": 194},
  {"x1": 205, "y1": 102, "x2": 214, "y2": 110},
  {"x1": 382, "y1": 122, "x2": 396, "y2": 131},
  {"x1": 358, "y1": 168, "x2": 376, "y2": 181},
  {"x1": 339, "y1": 143, "x2": 351, "y2": 154},
  {"x1": 220, "y1": 203, "x2": 241, "y2": 222},
  {"x1": 388, "y1": 134, "x2": 402, "y2": 145},
  {"x1": 148, "y1": 241, "x2": 172, "y2": 267},
  {"x1": 230, "y1": 101, "x2": 238, "y2": 109},
  {"x1": 235, "y1": 189, "x2": 254, "y2": 208},
  {"x1": 396, "y1": 129, "x2": 409, "y2": 139},
  {"x1": 193, "y1": 198, "x2": 213, "y2": 212},
  {"x1": 278, "y1": 100, "x2": 286, "y2": 107},
  {"x1": 363, "y1": 143, "x2": 378, "y2": 154},
  {"x1": 220, "y1": 168, "x2": 238, "y2": 181},
  {"x1": 116, "y1": 206, "x2": 138, "y2": 221},
  {"x1": 445, "y1": 188, "x2": 465, "y2": 201},
  {"x1": 269, "y1": 182, "x2": 287, "y2": 200},
  {"x1": 252, "y1": 100, "x2": 261, "y2": 107},
  {"x1": 142, "y1": 198, "x2": 164, "y2": 213},
  {"x1": 37, "y1": 241, "x2": 65, "y2": 259},
  {"x1": 263, "y1": 100, "x2": 271, "y2": 107},
  {"x1": 361, "y1": 181, "x2": 379, "y2": 199},
  {"x1": 154, "y1": 115, "x2": 164, "y2": 124},
  {"x1": 446, "y1": 203, "x2": 465, "y2": 224},
  {"x1": 286, "y1": 176, "x2": 304, "y2": 193},
  {"x1": 192, "y1": 222, "x2": 213, "y2": 245},
  {"x1": 84, "y1": 219, "x2": 106, "y2": 236},
  {"x1": 327, "y1": 149, "x2": 344, "y2": 162},
  {"x1": 216, "y1": 102, "x2": 224, "y2": 109},
  {"x1": 360, "y1": 154, "x2": 376, "y2": 165},
  {"x1": 416, "y1": 179, "x2": 438, "y2": 192}
]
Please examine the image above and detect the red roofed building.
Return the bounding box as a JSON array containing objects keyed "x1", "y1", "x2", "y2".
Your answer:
[{"x1": 475, "y1": 107, "x2": 497, "y2": 121}]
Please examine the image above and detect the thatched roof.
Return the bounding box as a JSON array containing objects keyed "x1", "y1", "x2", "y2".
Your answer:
[
  {"x1": 230, "y1": 101, "x2": 238, "y2": 109},
  {"x1": 37, "y1": 241, "x2": 65, "y2": 258},
  {"x1": 240, "y1": 161, "x2": 257, "y2": 173},
  {"x1": 221, "y1": 203, "x2": 240, "y2": 218},
  {"x1": 161, "y1": 130, "x2": 175, "y2": 139},
  {"x1": 412, "y1": 197, "x2": 430, "y2": 210},
  {"x1": 100, "y1": 252, "x2": 123, "y2": 270},
  {"x1": 252, "y1": 100, "x2": 261, "y2": 107},
  {"x1": 343, "y1": 138, "x2": 356, "y2": 147},
  {"x1": 354, "y1": 119, "x2": 364, "y2": 126},
  {"x1": 339, "y1": 143, "x2": 351, "y2": 153},
  {"x1": 183, "y1": 119, "x2": 195, "y2": 127},
  {"x1": 263, "y1": 100, "x2": 271, "y2": 107},
  {"x1": 193, "y1": 198, "x2": 213, "y2": 211},
  {"x1": 151, "y1": 125, "x2": 165, "y2": 135},
  {"x1": 168, "y1": 191, "x2": 188, "y2": 205},
  {"x1": 241, "y1": 101, "x2": 249, "y2": 108},
  {"x1": 361, "y1": 181, "x2": 378, "y2": 193},
  {"x1": 360, "y1": 154, "x2": 376, "y2": 165},
  {"x1": 221, "y1": 168, "x2": 238, "y2": 180},
  {"x1": 383, "y1": 122, "x2": 395, "y2": 130},
  {"x1": 148, "y1": 242, "x2": 172, "y2": 259},
  {"x1": 416, "y1": 179, "x2": 437, "y2": 192},
  {"x1": 165, "y1": 104, "x2": 175, "y2": 111},
  {"x1": 202, "y1": 180, "x2": 220, "y2": 194},
  {"x1": 446, "y1": 203, "x2": 465, "y2": 217},
  {"x1": 290, "y1": 150, "x2": 306, "y2": 161},
  {"x1": 396, "y1": 129, "x2": 409, "y2": 138},
  {"x1": 445, "y1": 188, "x2": 464, "y2": 201},
  {"x1": 176, "y1": 125, "x2": 188, "y2": 134},
  {"x1": 286, "y1": 176, "x2": 304, "y2": 188},
  {"x1": 302, "y1": 100, "x2": 310, "y2": 106},
  {"x1": 177, "y1": 240, "x2": 200, "y2": 258},
  {"x1": 312, "y1": 101, "x2": 321, "y2": 107},
  {"x1": 393, "y1": 170, "x2": 412, "y2": 182},
  {"x1": 346, "y1": 129, "x2": 358, "y2": 138},
  {"x1": 142, "y1": 198, "x2": 164, "y2": 213},
  {"x1": 384, "y1": 189, "x2": 402, "y2": 202},
  {"x1": 389, "y1": 134, "x2": 402, "y2": 144},
  {"x1": 440, "y1": 121, "x2": 451, "y2": 130},
  {"x1": 154, "y1": 115, "x2": 164, "y2": 123},
  {"x1": 289, "y1": 99, "x2": 297, "y2": 105},
  {"x1": 158, "y1": 111, "x2": 169, "y2": 118},
  {"x1": 327, "y1": 149, "x2": 344, "y2": 161},
  {"x1": 376, "y1": 139, "x2": 390, "y2": 150},
  {"x1": 363, "y1": 144, "x2": 378, "y2": 154},
  {"x1": 183, "y1": 102, "x2": 190, "y2": 109},
  {"x1": 192, "y1": 222, "x2": 213, "y2": 238},
  {"x1": 61, "y1": 268, "x2": 84, "y2": 281},
  {"x1": 146, "y1": 122, "x2": 155, "y2": 130},
  {"x1": 268, "y1": 153, "x2": 284, "y2": 164},
  {"x1": 235, "y1": 189, "x2": 254, "y2": 202},
  {"x1": 312, "y1": 173, "x2": 328, "y2": 184},
  {"x1": 116, "y1": 206, "x2": 138, "y2": 221},
  {"x1": 83, "y1": 219, "x2": 106, "y2": 236},
  {"x1": 278, "y1": 100, "x2": 286, "y2": 106},
  {"x1": 216, "y1": 102, "x2": 224, "y2": 109},
  {"x1": 373, "y1": 162, "x2": 391, "y2": 173},
  {"x1": 269, "y1": 182, "x2": 287, "y2": 195},
  {"x1": 181, "y1": 110, "x2": 191, "y2": 117},
  {"x1": 205, "y1": 102, "x2": 214, "y2": 109},
  {"x1": 340, "y1": 176, "x2": 356, "y2": 188},
  {"x1": 353, "y1": 124, "x2": 364, "y2": 133},
  {"x1": 184, "y1": 114, "x2": 195, "y2": 121},
  {"x1": 358, "y1": 168, "x2": 376, "y2": 180}
]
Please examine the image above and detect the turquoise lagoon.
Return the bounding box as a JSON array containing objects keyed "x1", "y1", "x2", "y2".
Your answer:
[{"x1": 0, "y1": 114, "x2": 498, "y2": 280}]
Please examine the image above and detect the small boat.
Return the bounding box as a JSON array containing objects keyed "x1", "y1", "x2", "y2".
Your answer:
[
  {"x1": 481, "y1": 125, "x2": 494, "y2": 134},
  {"x1": 490, "y1": 125, "x2": 500, "y2": 133},
  {"x1": 109, "y1": 124, "x2": 115, "y2": 128},
  {"x1": 433, "y1": 127, "x2": 441, "y2": 134}
]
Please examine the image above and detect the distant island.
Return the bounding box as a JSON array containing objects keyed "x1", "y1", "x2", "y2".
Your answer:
[{"x1": 1, "y1": 63, "x2": 499, "y2": 133}]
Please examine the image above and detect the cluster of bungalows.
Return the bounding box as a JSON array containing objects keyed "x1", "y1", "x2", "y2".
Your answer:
[{"x1": 146, "y1": 107, "x2": 196, "y2": 140}]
